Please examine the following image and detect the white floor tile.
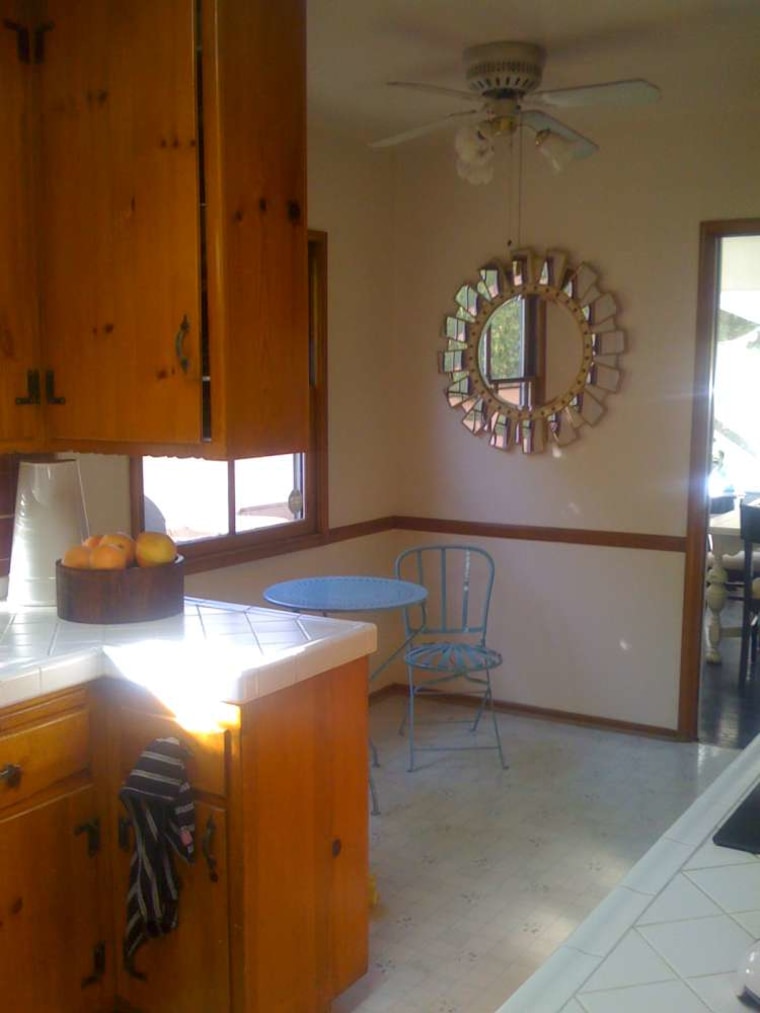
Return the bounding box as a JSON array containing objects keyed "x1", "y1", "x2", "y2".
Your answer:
[
  {"x1": 577, "y1": 979, "x2": 712, "y2": 1013},
  {"x1": 639, "y1": 915, "x2": 754, "y2": 978},
  {"x1": 581, "y1": 929, "x2": 676, "y2": 992},
  {"x1": 687, "y1": 863, "x2": 760, "y2": 914},
  {"x1": 638, "y1": 873, "x2": 724, "y2": 925},
  {"x1": 687, "y1": 971, "x2": 756, "y2": 1013}
]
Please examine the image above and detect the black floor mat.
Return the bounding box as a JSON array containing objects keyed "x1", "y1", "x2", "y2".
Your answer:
[{"x1": 714, "y1": 782, "x2": 760, "y2": 854}]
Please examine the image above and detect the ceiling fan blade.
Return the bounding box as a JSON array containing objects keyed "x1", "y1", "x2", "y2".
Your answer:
[
  {"x1": 529, "y1": 78, "x2": 660, "y2": 109},
  {"x1": 520, "y1": 110, "x2": 598, "y2": 160},
  {"x1": 386, "y1": 80, "x2": 477, "y2": 103},
  {"x1": 369, "y1": 109, "x2": 482, "y2": 149}
]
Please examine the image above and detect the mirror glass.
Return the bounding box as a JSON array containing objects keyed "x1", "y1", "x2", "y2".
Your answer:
[{"x1": 440, "y1": 247, "x2": 625, "y2": 454}]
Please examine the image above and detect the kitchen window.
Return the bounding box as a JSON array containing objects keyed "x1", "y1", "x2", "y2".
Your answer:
[{"x1": 130, "y1": 231, "x2": 328, "y2": 569}]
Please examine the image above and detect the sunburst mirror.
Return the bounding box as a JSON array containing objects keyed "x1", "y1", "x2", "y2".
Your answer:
[{"x1": 439, "y1": 247, "x2": 624, "y2": 453}]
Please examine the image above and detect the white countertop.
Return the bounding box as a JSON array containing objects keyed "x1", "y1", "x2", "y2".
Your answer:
[
  {"x1": 498, "y1": 732, "x2": 760, "y2": 1013},
  {"x1": 0, "y1": 597, "x2": 377, "y2": 710}
]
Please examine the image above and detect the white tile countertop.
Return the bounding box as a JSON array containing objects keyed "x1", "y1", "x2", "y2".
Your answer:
[
  {"x1": 0, "y1": 597, "x2": 377, "y2": 710},
  {"x1": 498, "y1": 731, "x2": 760, "y2": 1013}
]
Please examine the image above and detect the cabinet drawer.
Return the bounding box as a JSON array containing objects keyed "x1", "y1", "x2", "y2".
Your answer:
[
  {"x1": 0, "y1": 709, "x2": 91, "y2": 810},
  {"x1": 116, "y1": 708, "x2": 227, "y2": 799}
]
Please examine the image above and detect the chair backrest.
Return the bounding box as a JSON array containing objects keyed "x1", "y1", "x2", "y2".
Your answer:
[
  {"x1": 741, "y1": 502, "x2": 760, "y2": 602},
  {"x1": 394, "y1": 544, "x2": 496, "y2": 643},
  {"x1": 741, "y1": 501, "x2": 760, "y2": 545}
]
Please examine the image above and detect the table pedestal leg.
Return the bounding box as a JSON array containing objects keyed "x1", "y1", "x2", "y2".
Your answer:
[{"x1": 705, "y1": 560, "x2": 728, "y2": 664}]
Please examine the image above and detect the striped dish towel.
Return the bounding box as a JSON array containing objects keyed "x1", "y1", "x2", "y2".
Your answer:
[{"x1": 119, "y1": 736, "x2": 195, "y2": 974}]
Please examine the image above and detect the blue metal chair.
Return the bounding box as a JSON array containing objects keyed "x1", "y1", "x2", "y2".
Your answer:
[{"x1": 394, "y1": 544, "x2": 507, "y2": 772}]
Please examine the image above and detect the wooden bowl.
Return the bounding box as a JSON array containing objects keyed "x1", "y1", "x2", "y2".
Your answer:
[{"x1": 56, "y1": 556, "x2": 185, "y2": 624}]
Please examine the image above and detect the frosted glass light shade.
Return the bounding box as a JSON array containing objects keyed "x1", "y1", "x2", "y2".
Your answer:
[{"x1": 7, "y1": 459, "x2": 89, "y2": 606}]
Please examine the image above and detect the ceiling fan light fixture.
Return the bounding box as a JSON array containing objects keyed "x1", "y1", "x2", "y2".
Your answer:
[
  {"x1": 534, "y1": 129, "x2": 578, "y2": 173},
  {"x1": 456, "y1": 156, "x2": 495, "y2": 185},
  {"x1": 454, "y1": 123, "x2": 494, "y2": 162}
]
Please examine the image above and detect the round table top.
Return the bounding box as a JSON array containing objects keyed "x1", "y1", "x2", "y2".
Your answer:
[{"x1": 263, "y1": 575, "x2": 427, "y2": 613}]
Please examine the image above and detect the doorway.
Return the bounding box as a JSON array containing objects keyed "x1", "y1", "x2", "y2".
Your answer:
[{"x1": 681, "y1": 220, "x2": 760, "y2": 746}]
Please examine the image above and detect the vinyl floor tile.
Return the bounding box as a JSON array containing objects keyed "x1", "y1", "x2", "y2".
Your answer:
[{"x1": 331, "y1": 697, "x2": 736, "y2": 1012}]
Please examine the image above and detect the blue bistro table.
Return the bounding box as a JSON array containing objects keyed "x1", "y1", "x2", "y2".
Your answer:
[{"x1": 263, "y1": 576, "x2": 428, "y2": 814}]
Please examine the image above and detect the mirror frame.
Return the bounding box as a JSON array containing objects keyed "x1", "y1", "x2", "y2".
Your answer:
[{"x1": 439, "y1": 247, "x2": 625, "y2": 454}]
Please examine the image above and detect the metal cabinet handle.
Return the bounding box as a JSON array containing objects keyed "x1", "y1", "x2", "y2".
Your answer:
[
  {"x1": 0, "y1": 763, "x2": 22, "y2": 788},
  {"x1": 201, "y1": 815, "x2": 219, "y2": 882},
  {"x1": 74, "y1": 818, "x2": 101, "y2": 857},
  {"x1": 174, "y1": 315, "x2": 190, "y2": 373}
]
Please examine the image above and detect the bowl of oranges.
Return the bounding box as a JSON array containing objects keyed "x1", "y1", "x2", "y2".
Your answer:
[{"x1": 56, "y1": 531, "x2": 184, "y2": 624}]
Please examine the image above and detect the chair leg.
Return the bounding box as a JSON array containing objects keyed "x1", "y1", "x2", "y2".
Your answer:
[
  {"x1": 407, "y1": 678, "x2": 417, "y2": 772},
  {"x1": 740, "y1": 625, "x2": 752, "y2": 687},
  {"x1": 369, "y1": 769, "x2": 380, "y2": 816},
  {"x1": 486, "y1": 675, "x2": 508, "y2": 769},
  {"x1": 471, "y1": 689, "x2": 487, "y2": 732}
]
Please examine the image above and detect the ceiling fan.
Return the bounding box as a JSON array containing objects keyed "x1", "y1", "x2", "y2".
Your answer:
[{"x1": 369, "y1": 41, "x2": 660, "y2": 183}]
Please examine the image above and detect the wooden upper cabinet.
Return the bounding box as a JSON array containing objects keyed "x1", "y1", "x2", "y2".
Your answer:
[
  {"x1": 0, "y1": 2, "x2": 43, "y2": 449},
  {"x1": 38, "y1": 0, "x2": 203, "y2": 448},
  {"x1": 0, "y1": 0, "x2": 309, "y2": 459},
  {"x1": 204, "y1": 0, "x2": 309, "y2": 459}
]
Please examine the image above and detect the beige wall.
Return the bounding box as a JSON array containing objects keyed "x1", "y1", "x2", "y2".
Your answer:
[{"x1": 77, "y1": 103, "x2": 760, "y2": 732}]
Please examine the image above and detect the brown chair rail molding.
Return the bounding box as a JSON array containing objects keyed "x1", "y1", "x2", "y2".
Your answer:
[{"x1": 183, "y1": 514, "x2": 684, "y2": 574}]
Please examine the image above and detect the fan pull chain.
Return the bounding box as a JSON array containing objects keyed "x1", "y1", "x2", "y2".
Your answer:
[{"x1": 505, "y1": 125, "x2": 524, "y2": 252}]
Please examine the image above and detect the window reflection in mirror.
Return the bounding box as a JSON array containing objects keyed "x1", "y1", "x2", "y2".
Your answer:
[{"x1": 478, "y1": 295, "x2": 581, "y2": 410}]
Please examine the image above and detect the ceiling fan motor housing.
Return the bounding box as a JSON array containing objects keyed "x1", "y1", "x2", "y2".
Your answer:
[{"x1": 464, "y1": 41, "x2": 545, "y2": 98}]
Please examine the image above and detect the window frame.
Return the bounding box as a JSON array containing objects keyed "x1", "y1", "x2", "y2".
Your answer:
[{"x1": 129, "y1": 230, "x2": 328, "y2": 572}]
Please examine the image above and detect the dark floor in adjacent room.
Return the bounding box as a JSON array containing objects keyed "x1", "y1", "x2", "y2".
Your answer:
[{"x1": 699, "y1": 603, "x2": 760, "y2": 749}]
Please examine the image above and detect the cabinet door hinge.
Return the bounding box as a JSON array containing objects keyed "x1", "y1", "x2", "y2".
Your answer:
[
  {"x1": 3, "y1": 19, "x2": 30, "y2": 62},
  {"x1": 15, "y1": 368, "x2": 41, "y2": 405},
  {"x1": 2, "y1": 19, "x2": 52, "y2": 63},
  {"x1": 33, "y1": 22, "x2": 53, "y2": 63},
  {"x1": 118, "y1": 815, "x2": 132, "y2": 851},
  {"x1": 74, "y1": 817, "x2": 101, "y2": 856},
  {"x1": 44, "y1": 368, "x2": 66, "y2": 404},
  {"x1": 81, "y1": 941, "x2": 106, "y2": 989}
]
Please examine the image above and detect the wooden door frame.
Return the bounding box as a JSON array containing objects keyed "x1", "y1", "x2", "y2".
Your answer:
[{"x1": 679, "y1": 218, "x2": 760, "y2": 737}]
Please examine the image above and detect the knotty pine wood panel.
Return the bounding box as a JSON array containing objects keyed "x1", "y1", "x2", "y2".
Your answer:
[
  {"x1": 38, "y1": 0, "x2": 202, "y2": 447},
  {"x1": 205, "y1": 0, "x2": 309, "y2": 458}
]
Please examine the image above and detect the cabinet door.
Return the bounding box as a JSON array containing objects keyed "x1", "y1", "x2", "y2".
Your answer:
[
  {"x1": 0, "y1": 784, "x2": 106, "y2": 1012},
  {"x1": 113, "y1": 799, "x2": 230, "y2": 1013},
  {"x1": 37, "y1": 0, "x2": 202, "y2": 448},
  {"x1": 321, "y1": 659, "x2": 370, "y2": 996},
  {"x1": 237, "y1": 658, "x2": 369, "y2": 1010},
  {"x1": 0, "y1": 1, "x2": 43, "y2": 450},
  {"x1": 206, "y1": 0, "x2": 310, "y2": 458}
]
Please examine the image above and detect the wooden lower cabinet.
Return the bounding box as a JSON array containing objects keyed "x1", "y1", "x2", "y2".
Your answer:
[
  {"x1": 0, "y1": 656, "x2": 370, "y2": 1012},
  {"x1": 0, "y1": 784, "x2": 107, "y2": 1012},
  {"x1": 108, "y1": 657, "x2": 369, "y2": 1012},
  {"x1": 0, "y1": 689, "x2": 107, "y2": 1012}
]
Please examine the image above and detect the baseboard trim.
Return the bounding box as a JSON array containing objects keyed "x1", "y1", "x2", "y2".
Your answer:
[{"x1": 370, "y1": 682, "x2": 682, "y2": 741}]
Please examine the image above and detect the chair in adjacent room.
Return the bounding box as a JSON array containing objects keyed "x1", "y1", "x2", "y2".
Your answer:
[
  {"x1": 739, "y1": 501, "x2": 760, "y2": 686},
  {"x1": 394, "y1": 544, "x2": 507, "y2": 772}
]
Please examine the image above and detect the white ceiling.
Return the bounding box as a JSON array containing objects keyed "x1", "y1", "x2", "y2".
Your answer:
[{"x1": 307, "y1": 0, "x2": 760, "y2": 146}]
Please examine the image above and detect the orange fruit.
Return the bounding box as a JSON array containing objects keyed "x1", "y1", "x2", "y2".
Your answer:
[
  {"x1": 135, "y1": 531, "x2": 177, "y2": 567},
  {"x1": 82, "y1": 534, "x2": 103, "y2": 549},
  {"x1": 100, "y1": 531, "x2": 136, "y2": 566},
  {"x1": 62, "y1": 545, "x2": 92, "y2": 569},
  {"x1": 90, "y1": 543, "x2": 128, "y2": 570}
]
